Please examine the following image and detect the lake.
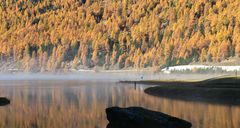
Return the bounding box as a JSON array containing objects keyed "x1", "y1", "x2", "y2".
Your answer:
[{"x1": 0, "y1": 80, "x2": 239, "y2": 128}]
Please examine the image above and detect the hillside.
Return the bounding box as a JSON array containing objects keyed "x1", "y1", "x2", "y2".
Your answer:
[{"x1": 0, "y1": 0, "x2": 239, "y2": 72}]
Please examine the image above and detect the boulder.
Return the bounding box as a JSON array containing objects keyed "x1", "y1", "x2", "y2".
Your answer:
[
  {"x1": 0, "y1": 97, "x2": 10, "y2": 106},
  {"x1": 106, "y1": 107, "x2": 191, "y2": 128}
]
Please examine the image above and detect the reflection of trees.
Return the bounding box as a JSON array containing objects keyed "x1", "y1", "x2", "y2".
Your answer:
[{"x1": 0, "y1": 81, "x2": 239, "y2": 128}]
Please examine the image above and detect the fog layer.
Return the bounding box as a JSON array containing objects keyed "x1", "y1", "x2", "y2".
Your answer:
[{"x1": 0, "y1": 71, "x2": 223, "y2": 81}]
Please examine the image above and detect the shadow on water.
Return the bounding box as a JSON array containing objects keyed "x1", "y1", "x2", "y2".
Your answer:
[
  {"x1": 145, "y1": 87, "x2": 240, "y2": 106},
  {"x1": 0, "y1": 97, "x2": 10, "y2": 106}
]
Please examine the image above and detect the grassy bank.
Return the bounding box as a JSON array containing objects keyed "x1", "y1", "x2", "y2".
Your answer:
[{"x1": 122, "y1": 76, "x2": 240, "y2": 105}]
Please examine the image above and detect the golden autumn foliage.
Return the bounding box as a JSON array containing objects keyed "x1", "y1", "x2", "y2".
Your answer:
[{"x1": 0, "y1": 0, "x2": 239, "y2": 72}]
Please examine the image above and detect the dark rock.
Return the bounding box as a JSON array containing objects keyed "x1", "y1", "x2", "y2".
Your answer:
[
  {"x1": 106, "y1": 107, "x2": 192, "y2": 128},
  {"x1": 0, "y1": 97, "x2": 10, "y2": 106}
]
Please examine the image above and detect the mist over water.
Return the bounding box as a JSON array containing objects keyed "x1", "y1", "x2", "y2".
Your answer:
[
  {"x1": 0, "y1": 80, "x2": 239, "y2": 128},
  {"x1": 0, "y1": 71, "x2": 222, "y2": 81}
]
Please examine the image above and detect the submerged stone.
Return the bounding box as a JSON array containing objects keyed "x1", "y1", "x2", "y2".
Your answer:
[
  {"x1": 106, "y1": 107, "x2": 192, "y2": 128},
  {"x1": 0, "y1": 97, "x2": 10, "y2": 106}
]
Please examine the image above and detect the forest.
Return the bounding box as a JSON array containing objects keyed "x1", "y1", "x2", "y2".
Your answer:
[{"x1": 0, "y1": 0, "x2": 239, "y2": 72}]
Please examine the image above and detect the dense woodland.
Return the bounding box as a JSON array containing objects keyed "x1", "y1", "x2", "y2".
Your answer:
[{"x1": 0, "y1": 0, "x2": 239, "y2": 72}]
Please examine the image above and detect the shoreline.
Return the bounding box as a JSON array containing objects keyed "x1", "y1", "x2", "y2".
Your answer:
[{"x1": 122, "y1": 76, "x2": 240, "y2": 105}]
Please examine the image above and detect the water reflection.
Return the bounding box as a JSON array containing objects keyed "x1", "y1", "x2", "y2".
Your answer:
[{"x1": 0, "y1": 80, "x2": 239, "y2": 128}]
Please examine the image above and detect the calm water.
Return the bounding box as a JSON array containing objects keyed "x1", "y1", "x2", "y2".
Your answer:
[{"x1": 0, "y1": 80, "x2": 239, "y2": 128}]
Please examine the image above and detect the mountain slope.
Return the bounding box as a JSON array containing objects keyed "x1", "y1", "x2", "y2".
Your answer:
[{"x1": 0, "y1": 0, "x2": 239, "y2": 72}]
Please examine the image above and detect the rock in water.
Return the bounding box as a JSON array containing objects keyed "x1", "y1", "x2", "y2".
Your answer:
[
  {"x1": 106, "y1": 107, "x2": 192, "y2": 128},
  {"x1": 0, "y1": 97, "x2": 10, "y2": 106}
]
